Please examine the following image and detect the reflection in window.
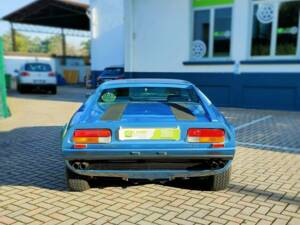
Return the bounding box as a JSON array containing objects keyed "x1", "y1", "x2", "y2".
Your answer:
[
  {"x1": 213, "y1": 8, "x2": 232, "y2": 57},
  {"x1": 276, "y1": 1, "x2": 300, "y2": 55},
  {"x1": 193, "y1": 10, "x2": 210, "y2": 58},
  {"x1": 251, "y1": 5, "x2": 272, "y2": 56},
  {"x1": 192, "y1": 7, "x2": 232, "y2": 59}
]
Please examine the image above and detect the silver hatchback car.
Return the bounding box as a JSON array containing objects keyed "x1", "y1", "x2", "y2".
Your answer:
[{"x1": 17, "y1": 63, "x2": 57, "y2": 94}]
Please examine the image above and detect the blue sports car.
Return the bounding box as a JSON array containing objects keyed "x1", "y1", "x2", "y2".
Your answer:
[{"x1": 62, "y1": 79, "x2": 235, "y2": 191}]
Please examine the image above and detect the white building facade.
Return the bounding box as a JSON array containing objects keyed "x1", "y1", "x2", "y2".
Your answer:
[
  {"x1": 90, "y1": 0, "x2": 124, "y2": 85},
  {"x1": 90, "y1": 0, "x2": 300, "y2": 110}
]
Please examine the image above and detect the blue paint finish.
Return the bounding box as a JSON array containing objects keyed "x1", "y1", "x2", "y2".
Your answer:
[
  {"x1": 124, "y1": 103, "x2": 173, "y2": 116},
  {"x1": 62, "y1": 79, "x2": 235, "y2": 180},
  {"x1": 127, "y1": 72, "x2": 300, "y2": 111}
]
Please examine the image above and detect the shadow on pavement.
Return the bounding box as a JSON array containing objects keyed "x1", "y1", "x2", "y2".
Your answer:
[
  {"x1": 7, "y1": 86, "x2": 88, "y2": 103},
  {"x1": 0, "y1": 126, "x2": 298, "y2": 207}
]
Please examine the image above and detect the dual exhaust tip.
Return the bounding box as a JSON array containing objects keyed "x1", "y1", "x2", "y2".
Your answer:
[
  {"x1": 210, "y1": 160, "x2": 226, "y2": 169},
  {"x1": 72, "y1": 162, "x2": 89, "y2": 170}
]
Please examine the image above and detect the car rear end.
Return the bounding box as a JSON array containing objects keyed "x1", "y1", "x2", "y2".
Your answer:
[
  {"x1": 18, "y1": 63, "x2": 57, "y2": 94},
  {"x1": 62, "y1": 80, "x2": 235, "y2": 191}
]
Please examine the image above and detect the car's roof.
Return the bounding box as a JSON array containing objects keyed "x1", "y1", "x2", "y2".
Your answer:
[{"x1": 101, "y1": 79, "x2": 193, "y2": 88}]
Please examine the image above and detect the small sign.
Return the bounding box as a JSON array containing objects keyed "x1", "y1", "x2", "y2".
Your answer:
[
  {"x1": 193, "y1": 0, "x2": 234, "y2": 8},
  {"x1": 119, "y1": 128, "x2": 181, "y2": 141}
]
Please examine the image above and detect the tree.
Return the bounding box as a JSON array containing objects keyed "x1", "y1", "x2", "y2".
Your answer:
[
  {"x1": 80, "y1": 40, "x2": 90, "y2": 56},
  {"x1": 1, "y1": 32, "x2": 31, "y2": 53},
  {"x1": 1, "y1": 31, "x2": 90, "y2": 56}
]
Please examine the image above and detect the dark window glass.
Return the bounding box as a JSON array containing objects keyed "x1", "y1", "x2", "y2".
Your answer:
[
  {"x1": 251, "y1": 5, "x2": 273, "y2": 56},
  {"x1": 99, "y1": 87, "x2": 200, "y2": 103},
  {"x1": 194, "y1": 10, "x2": 210, "y2": 57},
  {"x1": 25, "y1": 63, "x2": 52, "y2": 72},
  {"x1": 213, "y1": 8, "x2": 232, "y2": 57},
  {"x1": 276, "y1": 1, "x2": 300, "y2": 55}
]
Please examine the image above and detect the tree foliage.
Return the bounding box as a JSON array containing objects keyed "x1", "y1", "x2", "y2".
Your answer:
[{"x1": 1, "y1": 31, "x2": 90, "y2": 56}]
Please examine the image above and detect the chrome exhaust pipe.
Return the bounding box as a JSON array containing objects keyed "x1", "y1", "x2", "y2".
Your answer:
[
  {"x1": 211, "y1": 161, "x2": 219, "y2": 169},
  {"x1": 218, "y1": 161, "x2": 225, "y2": 168},
  {"x1": 73, "y1": 162, "x2": 81, "y2": 170},
  {"x1": 81, "y1": 162, "x2": 89, "y2": 170}
]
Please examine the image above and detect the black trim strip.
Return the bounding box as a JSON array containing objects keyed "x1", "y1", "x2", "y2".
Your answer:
[
  {"x1": 240, "y1": 60, "x2": 300, "y2": 65},
  {"x1": 183, "y1": 61, "x2": 234, "y2": 65}
]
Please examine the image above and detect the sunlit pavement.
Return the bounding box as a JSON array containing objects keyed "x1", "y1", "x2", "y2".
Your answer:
[{"x1": 0, "y1": 86, "x2": 299, "y2": 225}]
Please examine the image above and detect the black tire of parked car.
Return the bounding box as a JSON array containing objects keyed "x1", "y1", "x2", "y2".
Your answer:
[
  {"x1": 17, "y1": 84, "x2": 25, "y2": 94},
  {"x1": 211, "y1": 165, "x2": 231, "y2": 191},
  {"x1": 50, "y1": 86, "x2": 57, "y2": 95},
  {"x1": 65, "y1": 166, "x2": 90, "y2": 192}
]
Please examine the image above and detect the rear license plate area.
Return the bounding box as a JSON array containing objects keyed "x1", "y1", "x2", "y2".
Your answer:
[
  {"x1": 33, "y1": 80, "x2": 46, "y2": 84},
  {"x1": 119, "y1": 128, "x2": 180, "y2": 141}
]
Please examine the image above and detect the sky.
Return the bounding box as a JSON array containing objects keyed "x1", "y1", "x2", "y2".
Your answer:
[{"x1": 0, "y1": 0, "x2": 89, "y2": 45}]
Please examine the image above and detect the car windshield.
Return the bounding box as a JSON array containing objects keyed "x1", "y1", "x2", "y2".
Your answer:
[
  {"x1": 25, "y1": 63, "x2": 52, "y2": 72},
  {"x1": 99, "y1": 87, "x2": 200, "y2": 103}
]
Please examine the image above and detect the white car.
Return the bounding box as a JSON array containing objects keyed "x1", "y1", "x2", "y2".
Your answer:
[{"x1": 17, "y1": 63, "x2": 57, "y2": 94}]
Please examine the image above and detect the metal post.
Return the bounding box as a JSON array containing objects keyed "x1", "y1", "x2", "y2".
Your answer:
[
  {"x1": 62, "y1": 28, "x2": 66, "y2": 65},
  {"x1": 10, "y1": 23, "x2": 17, "y2": 52},
  {"x1": 0, "y1": 38, "x2": 10, "y2": 118}
]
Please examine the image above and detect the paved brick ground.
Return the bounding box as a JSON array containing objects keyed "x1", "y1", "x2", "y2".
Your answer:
[
  {"x1": 0, "y1": 87, "x2": 299, "y2": 225},
  {"x1": 221, "y1": 108, "x2": 300, "y2": 152}
]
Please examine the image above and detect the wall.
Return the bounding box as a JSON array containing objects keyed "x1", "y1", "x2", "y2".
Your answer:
[
  {"x1": 125, "y1": 0, "x2": 300, "y2": 110},
  {"x1": 90, "y1": 0, "x2": 124, "y2": 72}
]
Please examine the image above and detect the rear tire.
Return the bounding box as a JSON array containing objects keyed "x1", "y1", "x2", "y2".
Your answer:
[
  {"x1": 65, "y1": 166, "x2": 90, "y2": 192},
  {"x1": 210, "y1": 166, "x2": 231, "y2": 191}
]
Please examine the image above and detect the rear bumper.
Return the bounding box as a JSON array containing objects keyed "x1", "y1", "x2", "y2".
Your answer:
[
  {"x1": 65, "y1": 160, "x2": 232, "y2": 180},
  {"x1": 62, "y1": 148, "x2": 235, "y2": 161},
  {"x1": 19, "y1": 84, "x2": 56, "y2": 88},
  {"x1": 63, "y1": 147, "x2": 235, "y2": 180}
]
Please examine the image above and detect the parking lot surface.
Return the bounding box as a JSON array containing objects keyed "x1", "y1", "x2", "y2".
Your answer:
[{"x1": 0, "y1": 87, "x2": 299, "y2": 225}]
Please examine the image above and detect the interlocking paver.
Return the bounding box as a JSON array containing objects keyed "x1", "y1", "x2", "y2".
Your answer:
[{"x1": 0, "y1": 87, "x2": 299, "y2": 225}]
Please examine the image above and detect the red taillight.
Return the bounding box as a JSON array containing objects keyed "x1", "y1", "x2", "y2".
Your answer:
[
  {"x1": 187, "y1": 129, "x2": 225, "y2": 143},
  {"x1": 73, "y1": 129, "x2": 111, "y2": 148},
  {"x1": 21, "y1": 72, "x2": 30, "y2": 76},
  {"x1": 48, "y1": 72, "x2": 55, "y2": 77}
]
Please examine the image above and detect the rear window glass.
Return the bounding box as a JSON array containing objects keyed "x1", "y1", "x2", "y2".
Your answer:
[
  {"x1": 99, "y1": 87, "x2": 200, "y2": 103},
  {"x1": 102, "y1": 68, "x2": 124, "y2": 76},
  {"x1": 25, "y1": 63, "x2": 52, "y2": 72}
]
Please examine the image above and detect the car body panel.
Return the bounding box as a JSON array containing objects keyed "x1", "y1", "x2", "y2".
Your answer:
[{"x1": 62, "y1": 79, "x2": 235, "y2": 180}]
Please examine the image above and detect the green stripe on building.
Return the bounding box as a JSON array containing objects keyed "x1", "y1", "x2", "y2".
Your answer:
[
  {"x1": 0, "y1": 38, "x2": 10, "y2": 118},
  {"x1": 193, "y1": 0, "x2": 234, "y2": 8}
]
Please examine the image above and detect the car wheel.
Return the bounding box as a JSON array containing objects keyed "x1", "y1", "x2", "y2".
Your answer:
[
  {"x1": 65, "y1": 166, "x2": 90, "y2": 192},
  {"x1": 210, "y1": 166, "x2": 231, "y2": 191},
  {"x1": 51, "y1": 86, "x2": 57, "y2": 95}
]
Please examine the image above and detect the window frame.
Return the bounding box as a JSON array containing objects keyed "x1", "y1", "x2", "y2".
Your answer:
[
  {"x1": 248, "y1": 0, "x2": 300, "y2": 60},
  {"x1": 191, "y1": 3, "x2": 234, "y2": 61}
]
